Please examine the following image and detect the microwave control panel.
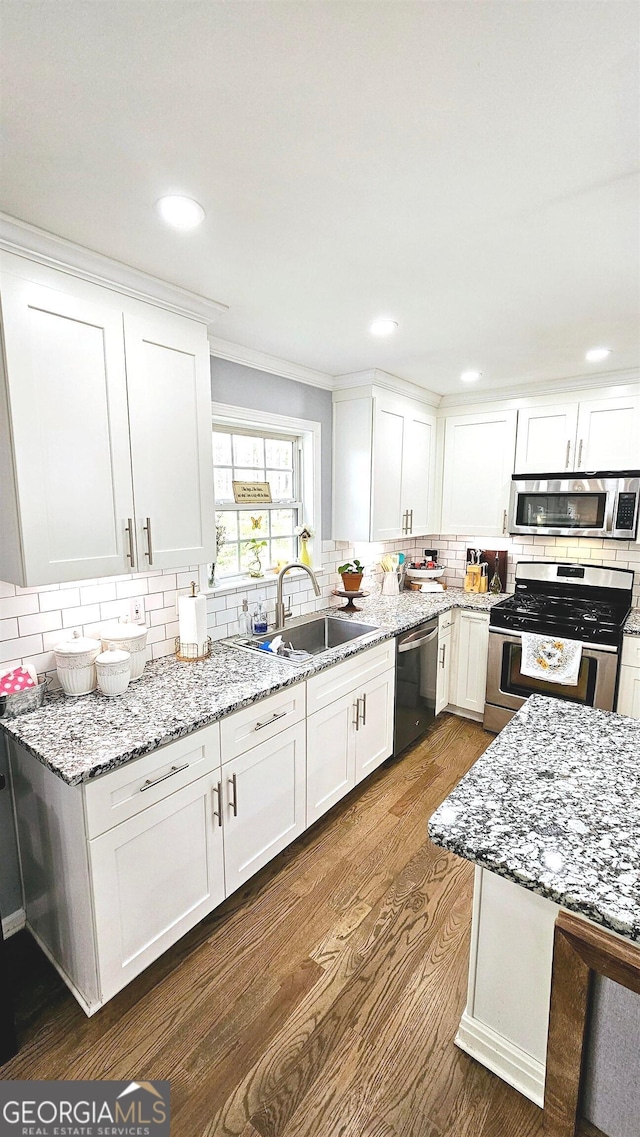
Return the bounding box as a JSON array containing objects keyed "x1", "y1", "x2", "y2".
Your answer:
[{"x1": 615, "y1": 492, "x2": 638, "y2": 533}]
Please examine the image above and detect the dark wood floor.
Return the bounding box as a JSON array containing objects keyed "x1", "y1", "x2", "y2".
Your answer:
[{"x1": 3, "y1": 713, "x2": 601, "y2": 1136}]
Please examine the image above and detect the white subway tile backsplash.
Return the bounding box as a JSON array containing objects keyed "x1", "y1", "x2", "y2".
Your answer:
[
  {"x1": 0, "y1": 634, "x2": 43, "y2": 664},
  {"x1": 116, "y1": 578, "x2": 148, "y2": 600},
  {"x1": 17, "y1": 610, "x2": 62, "y2": 637},
  {"x1": 99, "y1": 599, "x2": 129, "y2": 621},
  {"x1": 0, "y1": 582, "x2": 17, "y2": 598},
  {"x1": 0, "y1": 618, "x2": 19, "y2": 642},
  {"x1": 0, "y1": 594, "x2": 40, "y2": 619},
  {"x1": 144, "y1": 593, "x2": 164, "y2": 612},
  {"x1": 40, "y1": 589, "x2": 80, "y2": 612},
  {"x1": 63, "y1": 604, "x2": 101, "y2": 628},
  {"x1": 80, "y1": 583, "x2": 117, "y2": 605}
]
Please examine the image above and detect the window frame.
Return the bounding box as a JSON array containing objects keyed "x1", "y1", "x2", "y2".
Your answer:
[{"x1": 206, "y1": 402, "x2": 322, "y2": 589}]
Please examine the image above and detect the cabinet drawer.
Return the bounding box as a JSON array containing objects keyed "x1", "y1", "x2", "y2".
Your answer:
[
  {"x1": 220, "y1": 683, "x2": 305, "y2": 764},
  {"x1": 438, "y1": 609, "x2": 455, "y2": 632},
  {"x1": 306, "y1": 639, "x2": 395, "y2": 715},
  {"x1": 84, "y1": 723, "x2": 221, "y2": 838},
  {"x1": 621, "y1": 636, "x2": 640, "y2": 669}
]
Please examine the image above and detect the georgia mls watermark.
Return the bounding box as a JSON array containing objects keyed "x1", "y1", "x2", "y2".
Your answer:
[{"x1": 0, "y1": 1080, "x2": 170, "y2": 1137}]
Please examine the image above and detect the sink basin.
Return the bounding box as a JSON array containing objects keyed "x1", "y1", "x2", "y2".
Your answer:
[{"x1": 229, "y1": 614, "x2": 380, "y2": 662}]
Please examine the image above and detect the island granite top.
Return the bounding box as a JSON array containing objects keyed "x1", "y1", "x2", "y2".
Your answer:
[
  {"x1": 429, "y1": 694, "x2": 640, "y2": 943},
  {"x1": 0, "y1": 587, "x2": 501, "y2": 786}
]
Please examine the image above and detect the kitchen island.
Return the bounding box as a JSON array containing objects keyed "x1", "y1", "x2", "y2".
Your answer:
[{"x1": 429, "y1": 695, "x2": 640, "y2": 1136}]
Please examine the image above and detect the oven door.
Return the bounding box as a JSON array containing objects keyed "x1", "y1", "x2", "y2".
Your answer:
[{"x1": 485, "y1": 630, "x2": 618, "y2": 725}]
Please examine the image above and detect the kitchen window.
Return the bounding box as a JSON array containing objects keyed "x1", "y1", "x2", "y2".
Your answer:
[{"x1": 211, "y1": 425, "x2": 303, "y2": 581}]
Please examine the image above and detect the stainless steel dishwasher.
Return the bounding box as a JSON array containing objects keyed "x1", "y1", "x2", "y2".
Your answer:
[{"x1": 393, "y1": 618, "x2": 439, "y2": 756}]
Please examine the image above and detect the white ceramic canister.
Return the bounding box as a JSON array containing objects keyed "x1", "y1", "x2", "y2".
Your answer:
[
  {"x1": 100, "y1": 617, "x2": 148, "y2": 680},
  {"x1": 54, "y1": 630, "x2": 101, "y2": 697},
  {"x1": 95, "y1": 644, "x2": 131, "y2": 698}
]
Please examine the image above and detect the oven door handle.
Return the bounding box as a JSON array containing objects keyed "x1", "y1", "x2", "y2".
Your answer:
[{"x1": 488, "y1": 628, "x2": 619, "y2": 655}]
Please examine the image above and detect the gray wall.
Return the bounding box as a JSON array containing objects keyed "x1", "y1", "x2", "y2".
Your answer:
[
  {"x1": 210, "y1": 357, "x2": 333, "y2": 538},
  {"x1": 0, "y1": 735, "x2": 22, "y2": 918}
]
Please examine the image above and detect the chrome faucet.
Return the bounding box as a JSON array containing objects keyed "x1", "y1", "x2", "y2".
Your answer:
[{"x1": 275, "y1": 562, "x2": 321, "y2": 629}]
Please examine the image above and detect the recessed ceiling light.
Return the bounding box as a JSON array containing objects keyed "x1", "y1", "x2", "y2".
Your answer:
[
  {"x1": 156, "y1": 195, "x2": 205, "y2": 230},
  {"x1": 369, "y1": 318, "x2": 398, "y2": 336},
  {"x1": 585, "y1": 347, "x2": 612, "y2": 363},
  {"x1": 460, "y1": 370, "x2": 482, "y2": 383}
]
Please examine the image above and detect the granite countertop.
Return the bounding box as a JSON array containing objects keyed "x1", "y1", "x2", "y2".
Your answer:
[
  {"x1": 429, "y1": 694, "x2": 640, "y2": 942},
  {"x1": 0, "y1": 587, "x2": 501, "y2": 786},
  {"x1": 624, "y1": 607, "x2": 640, "y2": 636}
]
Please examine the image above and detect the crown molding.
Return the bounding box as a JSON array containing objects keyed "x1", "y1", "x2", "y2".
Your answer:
[
  {"x1": 333, "y1": 368, "x2": 442, "y2": 408},
  {"x1": 439, "y1": 367, "x2": 640, "y2": 408},
  {"x1": 0, "y1": 212, "x2": 228, "y2": 325},
  {"x1": 208, "y1": 336, "x2": 334, "y2": 390}
]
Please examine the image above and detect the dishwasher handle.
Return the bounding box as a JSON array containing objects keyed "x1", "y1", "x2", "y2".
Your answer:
[{"x1": 397, "y1": 624, "x2": 439, "y2": 653}]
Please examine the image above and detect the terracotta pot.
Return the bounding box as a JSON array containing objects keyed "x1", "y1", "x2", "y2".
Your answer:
[{"x1": 340, "y1": 572, "x2": 363, "y2": 593}]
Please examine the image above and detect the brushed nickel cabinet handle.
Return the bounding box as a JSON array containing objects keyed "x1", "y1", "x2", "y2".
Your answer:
[
  {"x1": 577, "y1": 438, "x2": 584, "y2": 467},
  {"x1": 213, "y1": 780, "x2": 222, "y2": 827},
  {"x1": 229, "y1": 773, "x2": 238, "y2": 817},
  {"x1": 125, "y1": 518, "x2": 136, "y2": 568},
  {"x1": 440, "y1": 643, "x2": 447, "y2": 668},
  {"x1": 502, "y1": 509, "x2": 508, "y2": 534},
  {"x1": 254, "y1": 710, "x2": 286, "y2": 731},
  {"x1": 353, "y1": 700, "x2": 360, "y2": 730},
  {"x1": 565, "y1": 439, "x2": 571, "y2": 469},
  {"x1": 143, "y1": 516, "x2": 154, "y2": 564},
  {"x1": 408, "y1": 509, "x2": 413, "y2": 534},
  {"x1": 360, "y1": 692, "x2": 367, "y2": 725},
  {"x1": 140, "y1": 762, "x2": 189, "y2": 792}
]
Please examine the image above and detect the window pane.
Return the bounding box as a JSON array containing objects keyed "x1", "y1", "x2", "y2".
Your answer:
[
  {"x1": 233, "y1": 435, "x2": 264, "y2": 468},
  {"x1": 216, "y1": 542, "x2": 240, "y2": 577},
  {"x1": 238, "y1": 510, "x2": 268, "y2": 539},
  {"x1": 213, "y1": 432, "x2": 232, "y2": 466},
  {"x1": 214, "y1": 468, "x2": 233, "y2": 502},
  {"x1": 271, "y1": 537, "x2": 295, "y2": 564},
  {"x1": 271, "y1": 508, "x2": 296, "y2": 537},
  {"x1": 265, "y1": 438, "x2": 294, "y2": 469},
  {"x1": 240, "y1": 540, "x2": 268, "y2": 575},
  {"x1": 234, "y1": 468, "x2": 267, "y2": 485},
  {"x1": 268, "y1": 470, "x2": 293, "y2": 500},
  {"x1": 216, "y1": 511, "x2": 237, "y2": 542}
]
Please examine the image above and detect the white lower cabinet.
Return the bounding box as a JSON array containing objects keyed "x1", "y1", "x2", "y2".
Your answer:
[
  {"x1": 90, "y1": 770, "x2": 226, "y2": 1002},
  {"x1": 222, "y1": 721, "x2": 306, "y2": 893},
  {"x1": 307, "y1": 656, "x2": 395, "y2": 824},
  {"x1": 435, "y1": 616, "x2": 453, "y2": 716},
  {"x1": 452, "y1": 610, "x2": 490, "y2": 714},
  {"x1": 617, "y1": 637, "x2": 640, "y2": 719}
]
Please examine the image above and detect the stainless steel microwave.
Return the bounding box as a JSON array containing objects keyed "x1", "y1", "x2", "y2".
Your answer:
[{"x1": 509, "y1": 471, "x2": 640, "y2": 540}]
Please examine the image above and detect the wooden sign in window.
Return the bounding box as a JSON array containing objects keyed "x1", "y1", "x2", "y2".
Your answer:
[{"x1": 232, "y1": 481, "x2": 272, "y2": 504}]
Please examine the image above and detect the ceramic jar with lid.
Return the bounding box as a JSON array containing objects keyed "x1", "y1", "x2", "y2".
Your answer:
[
  {"x1": 95, "y1": 644, "x2": 131, "y2": 698},
  {"x1": 54, "y1": 631, "x2": 101, "y2": 697},
  {"x1": 99, "y1": 617, "x2": 148, "y2": 680}
]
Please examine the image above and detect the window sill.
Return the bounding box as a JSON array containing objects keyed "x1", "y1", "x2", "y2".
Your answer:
[{"x1": 202, "y1": 566, "x2": 323, "y2": 597}]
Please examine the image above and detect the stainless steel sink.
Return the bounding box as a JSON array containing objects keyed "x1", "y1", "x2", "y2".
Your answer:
[{"x1": 227, "y1": 614, "x2": 380, "y2": 663}]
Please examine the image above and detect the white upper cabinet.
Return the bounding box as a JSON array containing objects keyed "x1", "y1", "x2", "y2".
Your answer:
[
  {"x1": 124, "y1": 309, "x2": 215, "y2": 570},
  {"x1": 514, "y1": 404, "x2": 579, "y2": 474},
  {"x1": 575, "y1": 396, "x2": 640, "y2": 471},
  {"x1": 0, "y1": 255, "x2": 214, "y2": 585},
  {"x1": 514, "y1": 394, "x2": 640, "y2": 475},
  {"x1": 333, "y1": 386, "x2": 436, "y2": 542},
  {"x1": 440, "y1": 409, "x2": 517, "y2": 536}
]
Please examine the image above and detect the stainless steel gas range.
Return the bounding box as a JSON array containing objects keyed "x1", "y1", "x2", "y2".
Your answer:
[{"x1": 484, "y1": 561, "x2": 634, "y2": 733}]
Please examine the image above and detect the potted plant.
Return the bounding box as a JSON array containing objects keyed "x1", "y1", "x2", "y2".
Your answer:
[{"x1": 338, "y1": 559, "x2": 364, "y2": 593}]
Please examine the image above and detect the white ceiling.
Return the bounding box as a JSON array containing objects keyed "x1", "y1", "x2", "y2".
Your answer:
[{"x1": 1, "y1": 1, "x2": 638, "y2": 394}]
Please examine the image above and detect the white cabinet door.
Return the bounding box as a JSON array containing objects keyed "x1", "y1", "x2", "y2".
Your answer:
[
  {"x1": 306, "y1": 693, "x2": 357, "y2": 825},
  {"x1": 435, "y1": 628, "x2": 452, "y2": 716},
  {"x1": 354, "y1": 667, "x2": 395, "y2": 784},
  {"x1": 617, "y1": 666, "x2": 640, "y2": 719},
  {"x1": 0, "y1": 272, "x2": 135, "y2": 584},
  {"x1": 453, "y1": 611, "x2": 490, "y2": 713},
  {"x1": 575, "y1": 397, "x2": 640, "y2": 471},
  {"x1": 124, "y1": 309, "x2": 215, "y2": 570},
  {"x1": 402, "y1": 408, "x2": 436, "y2": 536},
  {"x1": 441, "y1": 411, "x2": 517, "y2": 536},
  {"x1": 90, "y1": 770, "x2": 225, "y2": 1002},
  {"x1": 514, "y1": 405, "x2": 579, "y2": 475},
  {"x1": 223, "y1": 721, "x2": 306, "y2": 894},
  {"x1": 371, "y1": 399, "x2": 405, "y2": 541}
]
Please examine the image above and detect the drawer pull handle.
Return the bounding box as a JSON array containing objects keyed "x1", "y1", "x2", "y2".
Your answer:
[
  {"x1": 213, "y1": 780, "x2": 222, "y2": 826},
  {"x1": 125, "y1": 518, "x2": 136, "y2": 568},
  {"x1": 353, "y1": 699, "x2": 360, "y2": 730},
  {"x1": 359, "y1": 692, "x2": 367, "y2": 726},
  {"x1": 254, "y1": 710, "x2": 286, "y2": 731},
  {"x1": 143, "y1": 516, "x2": 154, "y2": 565},
  {"x1": 229, "y1": 773, "x2": 238, "y2": 816},
  {"x1": 140, "y1": 762, "x2": 189, "y2": 792}
]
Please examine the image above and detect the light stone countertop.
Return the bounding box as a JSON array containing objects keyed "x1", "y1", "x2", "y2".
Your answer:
[
  {"x1": 429, "y1": 695, "x2": 640, "y2": 943},
  {"x1": 0, "y1": 587, "x2": 501, "y2": 786},
  {"x1": 624, "y1": 607, "x2": 640, "y2": 636}
]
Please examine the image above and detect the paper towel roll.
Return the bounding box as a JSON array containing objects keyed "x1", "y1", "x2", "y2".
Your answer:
[{"x1": 178, "y1": 588, "x2": 208, "y2": 653}]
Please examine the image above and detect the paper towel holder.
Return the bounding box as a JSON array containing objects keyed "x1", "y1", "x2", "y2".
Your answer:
[{"x1": 175, "y1": 636, "x2": 213, "y2": 663}]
